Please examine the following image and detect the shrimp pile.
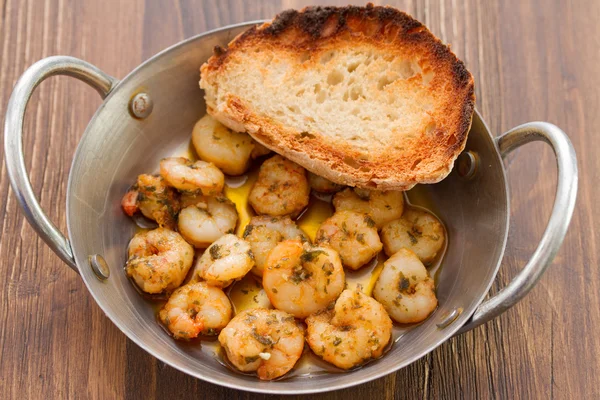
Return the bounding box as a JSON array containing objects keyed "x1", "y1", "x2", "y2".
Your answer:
[
  {"x1": 243, "y1": 215, "x2": 308, "y2": 277},
  {"x1": 333, "y1": 188, "x2": 404, "y2": 228},
  {"x1": 121, "y1": 174, "x2": 180, "y2": 229},
  {"x1": 120, "y1": 114, "x2": 449, "y2": 380}
]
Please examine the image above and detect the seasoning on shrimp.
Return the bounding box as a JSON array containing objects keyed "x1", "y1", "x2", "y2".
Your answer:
[
  {"x1": 248, "y1": 155, "x2": 309, "y2": 217},
  {"x1": 125, "y1": 228, "x2": 194, "y2": 294},
  {"x1": 315, "y1": 210, "x2": 382, "y2": 270},
  {"x1": 218, "y1": 308, "x2": 304, "y2": 380},
  {"x1": 177, "y1": 194, "x2": 238, "y2": 248},
  {"x1": 160, "y1": 157, "x2": 224, "y2": 195},
  {"x1": 193, "y1": 234, "x2": 255, "y2": 288},
  {"x1": 121, "y1": 174, "x2": 180, "y2": 229},
  {"x1": 262, "y1": 240, "x2": 345, "y2": 319},
  {"x1": 332, "y1": 187, "x2": 404, "y2": 228},
  {"x1": 373, "y1": 248, "x2": 438, "y2": 324},
  {"x1": 243, "y1": 215, "x2": 308, "y2": 277},
  {"x1": 192, "y1": 114, "x2": 255, "y2": 175},
  {"x1": 306, "y1": 289, "x2": 392, "y2": 370},
  {"x1": 159, "y1": 281, "x2": 232, "y2": 340},
  {"x1": 380, "y1": 208, "x2": 445, "y2": 264}
]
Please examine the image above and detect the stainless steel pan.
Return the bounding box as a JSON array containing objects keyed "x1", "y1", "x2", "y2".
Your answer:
[{"x1": 3, "y1": 22, "x2": 578, "y2": 394}]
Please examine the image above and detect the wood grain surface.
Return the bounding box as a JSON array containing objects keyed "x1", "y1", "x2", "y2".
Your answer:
[{"x1": 0, "y1": 0, "x2": 598, "y2": 398}]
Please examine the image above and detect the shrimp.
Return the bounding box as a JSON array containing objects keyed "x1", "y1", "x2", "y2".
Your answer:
[
  {"x1": 248, "y1": 155, "x2": 309, "y2": 217},
  {"x1": 177, "y1": 194, "x2": 238, "y2": 248},
  {"x1": 159, "y1": 281, "x2": 232, "y2": 340},
  {"x1": 218, "y1": 308, "x2": 304, "y2": 380},
  {"x1": 380, "y1": 208, "x2": 445, "y2": 264},
  {"x1": 308, "y1": 172, "x2": 344, "y2": 194},
  {"x1": 193, "y1": 234, "x2": 255, "y2": 288},
  {"x1": 126, "y1": 228, "x2": 194, "y2": 294},
  {"x1": 242, "y1": 216, "x2": 309, "y2": 277},
  {"x1": 192, "y1": 114, "x2": 255, "y2": 176},
  {"x1": 121, "y1": 174, "x2": 180, "y2": 229},
  {"x1": 373, "y1": 248, "x2": 438, "y2": 324},
  {"x1": 159, "y1": 157, "x2": 224, "y2": 195},
  {"x1": 332, "y1": 188, "x2": 404, "y2": 228},
  {"x1": 262, "y1": 240, "x2": 345, "y2": 319},
  {"x1": 305, "y1": 289, "x2": 392, "y2": 370},
  {"x1": 251, "y1": 141, "x2": 271, "y2": 159},
  {"x1": 315, "y1": 210, "x2": 382, "y2": 270}
]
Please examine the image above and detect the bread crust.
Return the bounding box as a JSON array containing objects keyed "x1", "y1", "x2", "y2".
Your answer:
[{"x1": 200, "y1": 4, "x2": 475, "y2": 190}]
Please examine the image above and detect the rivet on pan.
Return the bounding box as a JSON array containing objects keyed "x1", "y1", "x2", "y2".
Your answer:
[
  {"x1": 89, "y1": 254, "x2": 110, "y2": 280},
  {"x1": 436, "y1": 307, "x2": 463, "y2": 329},
  {"x1": 457, "y1": 151, "x2": 479, "y2": 179},
  {"x1": 129, "y1": 92, "x2": 153, "y2": 119}
]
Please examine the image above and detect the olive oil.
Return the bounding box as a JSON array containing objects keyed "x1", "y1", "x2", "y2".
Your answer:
[
  {"x1": 297, "y1": 193, "x2": 334, "y2": 242},
  {"x1": 223, "y1": 166, "x2": 259, "y2": 236},
  {"x1": 344, "y1": 252, "x2": 387, "y2": 296},
  {"x1": 227, "y1": 273, "x2": 272, "y2": 313}
]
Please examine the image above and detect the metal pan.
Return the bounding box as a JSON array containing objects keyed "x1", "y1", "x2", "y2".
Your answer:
[{"x1": 3, "y1": 22, "x2": 578, "y2": 394}]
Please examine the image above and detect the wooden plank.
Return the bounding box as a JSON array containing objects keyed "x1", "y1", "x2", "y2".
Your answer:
[{"x1": 0, "y1": 0, "x2": 597, "y2": 398}]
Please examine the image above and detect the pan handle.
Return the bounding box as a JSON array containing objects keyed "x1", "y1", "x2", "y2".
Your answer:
[
  {"x1": 4, "y1": 56, "x2": 118, "y2": 272},
  {"x1": 457, "y1": 122, "x2": 578, "y2": 334}
]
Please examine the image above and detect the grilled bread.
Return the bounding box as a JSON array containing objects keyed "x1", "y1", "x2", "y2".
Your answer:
[{"x1": 200, "y1": 4, "x2": 475, "y2": 190}]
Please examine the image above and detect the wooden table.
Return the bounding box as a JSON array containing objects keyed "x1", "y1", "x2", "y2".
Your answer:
[{"x1": 0, "y1": 0, "x2": 598, "y2": 398}]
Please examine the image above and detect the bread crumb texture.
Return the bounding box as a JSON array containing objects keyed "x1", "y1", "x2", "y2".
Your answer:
[{"x1": 200, "y1": 4, "x2": 475, "y2": 190}]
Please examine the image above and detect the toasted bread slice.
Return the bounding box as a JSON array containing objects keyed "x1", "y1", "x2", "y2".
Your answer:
[{"x1": 200, "y1": 4, "x2": 475, "y2": 190}]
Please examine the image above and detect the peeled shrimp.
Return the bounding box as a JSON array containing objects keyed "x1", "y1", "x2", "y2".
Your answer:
[
  {"x1": 373, "y1": 248, "x2": 438, "y2": 324},
  {"x1": 159, "y1": 281, "x2": 232, "y2": 339},
  {"x1": 315, "y1": 210, "x2": 382, "y2": 270},
  {"x1": 177, "y1": 194, "x2": 238, "y2": 248},
  {"x1": 308, "y1": 172, "x2": 344, "y2": 194},
  {"x1": 219, "y1": 308, "x2": 304, "y2": 380},
  {"x1": 193, "y1": 234, "x2": 255, "y2": 288},
  {"x1": 160, "y1": 157, "x2": 224, "y2": 195},
  {"x1": 192, "y1": 114, "x2": 255, "y2": 176},
  {"x1": 248, "y1": 155, "x2": 309, "y2": 217},
  {"x1": 121, "y1": 174, "x2": 180, "y2": 229},
  {"x1": 306, "y1": 289, "x2": 392, "y2": 370},
  {"x1": 242, "y1": 215, "x2": 308, "y2": 277},
  {"x1": 333, "y1": 188, "x2": 404, "y2": 228},
  {"x1": 126, "y1": 228, "x2": 194, "y2": 294},
  {"x1": 251, "y1": 142, "x2": 271, "y2": 159},
  {"x1": 262, "y1": 240, "x2": 345, "y2": 319},
  {"x1": 380, "y1": 208, "x2": 445, "y2": 264}
]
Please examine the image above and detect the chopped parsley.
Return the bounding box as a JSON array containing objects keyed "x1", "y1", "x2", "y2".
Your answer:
[
  {"x1": 209, "y1": 244, "x2": 223, "y2": 259},
  {"x1": 364, "y1": 215, "x2": 376, "y2": 228},
  {"x1": 300, "y1": 249, "x2": 327, "y2": 263}
]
